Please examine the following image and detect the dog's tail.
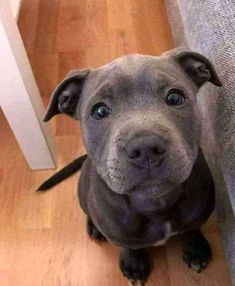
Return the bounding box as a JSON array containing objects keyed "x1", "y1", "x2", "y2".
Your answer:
[{"x1": 37, "y1": 154, "x2": 87, "y2": 192}]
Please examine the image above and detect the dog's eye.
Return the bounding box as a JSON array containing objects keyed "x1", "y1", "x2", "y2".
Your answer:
[
  {"x1": 166, "y1": 90, "x2": 185, "y2": 106},
  {"x1": 91, "y1": 102, "x2": 111, "y2": 120}
]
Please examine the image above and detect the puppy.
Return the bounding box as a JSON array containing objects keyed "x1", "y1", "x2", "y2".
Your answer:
[{"x1": 39, "y1": 50, "x2": 222, "y2": 285}]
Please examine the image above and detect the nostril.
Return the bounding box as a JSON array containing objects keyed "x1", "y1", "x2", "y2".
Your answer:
[
  {"x1": 127, "y1": 147, "x2": 142, "y2": 159},
  {"x1": 132, "y1": 149, "x2": 141, "y2": 158},
  {"x1": 152, "y1": 147, "x2": 166, "y2": 155},
  {"x1": 153, "y1": 147, "x2": 158, "y2": 154},
  {"x1": 126, "y1": 135, "x2": 167, "y2": 161}
]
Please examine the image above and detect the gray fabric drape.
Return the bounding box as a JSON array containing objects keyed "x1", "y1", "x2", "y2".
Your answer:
[{"x1": 165, "y1": 0, "x2": 235, "y2": 283}]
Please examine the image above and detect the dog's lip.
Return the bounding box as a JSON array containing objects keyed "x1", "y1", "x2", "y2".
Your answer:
[
  {"x1": 129, "y1": 157, "x2": 165, "y2": 170},
  {"x1": 155, "y1": 191, "x2": 172, "y2": 199},
  {"x1": 131, "y1": 177, "x2": 179, "y2": 195},
  {"x1": 131, "y1": 180, "x2": 162, "y2": 193},
  {"x1": 130, "y1": 182, "x2": 172, "y2": 199}
]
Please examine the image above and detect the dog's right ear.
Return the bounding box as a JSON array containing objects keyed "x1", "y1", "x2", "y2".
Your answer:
[
  {"x1": 173, "y1": 51, "x2": 222, "y2": 87},
  {"x1": 43, "y1": 69, "x2": 91, "y2": 122}
]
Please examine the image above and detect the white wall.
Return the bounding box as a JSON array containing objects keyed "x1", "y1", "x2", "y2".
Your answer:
[{"x1": 9, "y1": 0, "x2": 22, "y2": 19}]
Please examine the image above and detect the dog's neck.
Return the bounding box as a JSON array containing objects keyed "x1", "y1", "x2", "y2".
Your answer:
[{"x1": 127, "y1": 185, "x2": 184, "y2": 214}]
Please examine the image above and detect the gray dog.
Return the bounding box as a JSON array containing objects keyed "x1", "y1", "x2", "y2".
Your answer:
[{"x1": 38, "y1": 50, "x2": 222, "y2": 285}]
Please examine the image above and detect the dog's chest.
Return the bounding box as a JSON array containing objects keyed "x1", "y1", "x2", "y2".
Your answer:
[
  {"x1": 100, "y1": 194, "x2": 181, "y2": 248},
  {"x1": 151, "y1": 221, "x2": 178, "y2": 246},
  {"x1": 123, "y1": 198, "x2": 178, "y2": 238},
  {"x1": 107, "y1": 206, "x2": 179, "y2": 248},
  {"x1": 85, "y1": 165, "x2": 208, "y2": 248}
]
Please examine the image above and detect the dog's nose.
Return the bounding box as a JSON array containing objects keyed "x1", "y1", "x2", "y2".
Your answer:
[{"x1": 126, "y1": 135, "x2": 166, "y2": 166}]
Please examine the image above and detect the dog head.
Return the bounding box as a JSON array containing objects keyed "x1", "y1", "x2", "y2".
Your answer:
[{"x1": 44, "y1": 51, "x2": 221, "y2": 197}]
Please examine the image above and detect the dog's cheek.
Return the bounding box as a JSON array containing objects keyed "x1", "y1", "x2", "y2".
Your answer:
[
  {"x1": 99, "y1": 165, "x2": 146, "y2": 194},
  {"x1": 169, "y1": 109, "x2": 201, "y2": 183},
  {"x1": 81, "y1": 120, "x2": 110, "y2": 164},
  {"x1": 165, "y1": 126, "x2": 199, "y2": 184},
  {"x1": 169, "y1": 149, "x2": 195, "y2": 184}
]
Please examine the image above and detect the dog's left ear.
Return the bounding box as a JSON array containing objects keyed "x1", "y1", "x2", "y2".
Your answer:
[
  {"x1": 173, "y1": 51, "x2": 222, "y2": 87},
  {"x1": 43, "y1": 69, "x2": 91, "y2": 122}
]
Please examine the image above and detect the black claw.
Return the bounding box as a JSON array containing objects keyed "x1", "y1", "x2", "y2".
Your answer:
[
  {"x1": 181, "y1": 232, "x2": 212, "y2": 273},
  {"x1": 119, "y1": 250, "x2": 150, "y2": 285}
]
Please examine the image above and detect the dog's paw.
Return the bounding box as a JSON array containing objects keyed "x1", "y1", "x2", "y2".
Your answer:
[
  {"x1": 182, "y1": 234, "x2": 212, "y2": 273},
  {"x1": 87, "y1": 217, "x2": 106, "y2": 241},
  {"x1": 119, "y1": 250, "x2": 150, "y2": 285}
]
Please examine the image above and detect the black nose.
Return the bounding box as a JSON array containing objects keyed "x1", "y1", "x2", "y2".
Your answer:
[{"x1": 126, "y1": 135, "x2": 166, "y2": 166}]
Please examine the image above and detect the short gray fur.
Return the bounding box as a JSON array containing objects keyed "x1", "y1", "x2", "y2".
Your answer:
[{"x1": 44, "y1": 50, "x2": 222, "y2": 284}]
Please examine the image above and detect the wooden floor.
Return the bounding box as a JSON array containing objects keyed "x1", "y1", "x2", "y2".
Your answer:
[{"x1": 0, "y1": 0, "x2": 231, "y2": 285}]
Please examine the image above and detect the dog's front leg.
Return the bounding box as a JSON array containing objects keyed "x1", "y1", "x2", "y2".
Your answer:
[
  {"x1": 119, "y1": 248, "x2": 151, "y2": 285},
  {"x1": 179, "y1": 229, "x2": 212, "y2": 273},
  {"x1": 86, "y1": 216, "x2": 106, "y2": 241}
]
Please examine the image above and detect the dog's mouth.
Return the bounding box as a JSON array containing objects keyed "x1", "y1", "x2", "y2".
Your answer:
[{"x1": 129, "y1": 156, "x2": 165, "y2": 172}]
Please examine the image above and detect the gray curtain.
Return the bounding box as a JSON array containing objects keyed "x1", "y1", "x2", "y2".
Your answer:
[{"x1": 165, "y1": 0, "x2": 235, "y2": 283}]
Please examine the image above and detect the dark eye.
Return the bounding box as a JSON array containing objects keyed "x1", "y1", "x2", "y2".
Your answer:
[
  {"x1": 166, "y1": 90, "x2": 185, "y2": 106},
  {"x1": 91, "y1": 102, "x2": 111, "y2": 120}
]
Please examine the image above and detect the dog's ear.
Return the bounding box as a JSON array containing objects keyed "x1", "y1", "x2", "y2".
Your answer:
[
  {"x1": 173, "y1": 51, "x2": 222, "y2": 87},
  {"x1": 43, "y1": 69, "x2": 91, "y2": 122}
]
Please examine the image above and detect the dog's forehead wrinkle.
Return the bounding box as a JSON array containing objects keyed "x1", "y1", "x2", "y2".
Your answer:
[
  {"x1": 110, "y1": 111, "x2": 182, "y2": 142},
  {"x1": 86, "y1": 54, "x2": 197, "y2": 100}
]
